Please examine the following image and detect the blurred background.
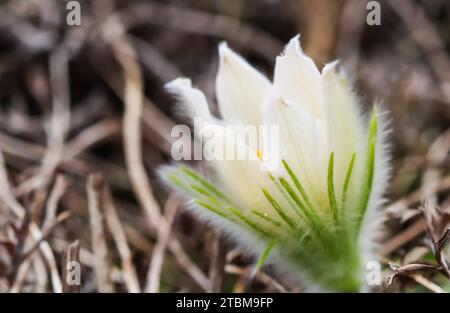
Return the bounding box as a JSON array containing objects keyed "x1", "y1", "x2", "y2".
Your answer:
[{"x1": 0, "y1": 0, "x2": 450, "y2": 293}]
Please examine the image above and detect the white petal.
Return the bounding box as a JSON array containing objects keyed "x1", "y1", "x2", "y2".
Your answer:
[
  {"x1": 273, "y1": 36, "x2": 324, "y2": 118},
  {"x1": 165, "y1": 78, "x2": 212, "y2": 121},
  {"x1": 201, "y1": 122, "x2": 274, "y2": 213},
  {"x1": 216, "y1": 42, "x2": 271, "y2": 126},
  {"x1": 322, "y1": 62, "x2": 365, "y2": 201},
  {"x1": 262, "y1": 95, "x2": 329, "y2": 210}
]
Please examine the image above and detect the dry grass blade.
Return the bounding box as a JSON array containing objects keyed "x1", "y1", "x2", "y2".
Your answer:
[
  {"x1": 224, "y1": 264, "x2": 288, "y2": 293},
  {"x1": 87, "y1": 46, "x2": 177, "y2": 156},
  {"x1": 32, "y1": 255, "x2": 48, "y2": 293},
  {"x1": 103, "y1": 181, "x2": 141, "y2": 293},
  {"x1": 105, "y1": 17, "x2": 210, "y2": 291},
  {"x1": 62, "y1": 240, "x2": 80, "y2": 293},
  {"x1": 64, "y1": 118, "x2": 122, "y2": 161},
  {"x1": 167, "y1": 239, "x2": 211, "y2": 291},
  {"x1": 383, "y1": 218, "x2": 427, "y2": 255},
  {"x1": 387, "y1": 0, "x2": 450, "y2": 101},
  {"x1": 410, "y1": 274, "x2": 447, "y2": 293},
  {"x1": 0, "y1": 150, "x2": 62, "y2": 292},
  {"x1": 19, "y1": 211, "x2": 72, "y2": 264},
  {"x1": 116, "y1": 1, "x2": 283, "y2": 61},
  {"x1": 0, "y1": 151, "x2": 25, "y2": 218},
  {"x1": 10, "y1": 219, "x2": 65, "y2": 293},
  {"x1": 208, "y1": 230, "x2": 225, "y2": 293},
  {"x1": 14, "y1": 47, "x2": 71, "y2": 196},
  {"x1": 87, "y1": 173, "x2": 114, "y2": 292},
  {"x1": 145, "y1": 194, "x2": 179, "y2": 293},
  {"x1": 0, "y1": 131, "x2": 45, "y2": 163},
  {"x1": 4, "y1": 0, "x2": 447, "y2": 294},
  {"x1": 111, "y1": 34, "x2": 161, "y2": 228},
  {"x1": 42, "y1": 175, "x2": 69, "y2": 231},
  {"x1": 29, "y1": 223, "x2": 63, "y2": 293}
]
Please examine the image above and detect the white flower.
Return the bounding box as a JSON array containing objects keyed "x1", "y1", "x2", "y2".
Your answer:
[{"x1": 162, "y1": 35, "x2": 390, "y2": 292}]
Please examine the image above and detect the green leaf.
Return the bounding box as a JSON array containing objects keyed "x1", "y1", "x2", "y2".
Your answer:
[
  {"x1": 252, "y1": 209, "x2": 283, "y2": 228},
  {"x1": 227, "y1": 207, "x2": 273, "y2": 238},
  {"x1": 255, "y1": 240, "x2": 277, "y2": 272},
  {"x1": 268, "y1": 174, "x2": 301, "y2": 219},
  {"x1": 358, "y1": 107, "x2": 378, "y2": 228},
  {"x1": 327, "y1": 152, "x2": 338, "y2": 223},
  {"x1": 278, "y1": 177, "x2": 323, "y2": 232},
  {"x1": 189, "y1": 184, "x2": 224, "y2": 203},
  {"x1": 341, "y1": 153, "x2": 356, "y2": 211},
  {"x1": 282, "y1": 160, "x2": 316, "y2": 212},
  {"x1": 180, "y1": 166, "x2": 228, "y2": 201},
  {"x1": 194, "y1": 199, "x2": 230, "y2": 219},
  {"x1": 262, "y1": 189, "x2": 297, "y2": 230}
]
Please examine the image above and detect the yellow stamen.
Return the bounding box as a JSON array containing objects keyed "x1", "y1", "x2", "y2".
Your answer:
[{"x1": 257, "y1": 149, "x2": 264, "y2": 160}]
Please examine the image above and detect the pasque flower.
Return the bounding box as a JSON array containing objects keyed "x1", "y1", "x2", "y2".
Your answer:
[{"x1": 162, "y1": 35, "x2": 389, "y2": 292}]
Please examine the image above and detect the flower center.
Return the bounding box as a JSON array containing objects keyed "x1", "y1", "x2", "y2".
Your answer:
[{"x1": 256, "y1": 149, "x2": 264, "y2": 160}]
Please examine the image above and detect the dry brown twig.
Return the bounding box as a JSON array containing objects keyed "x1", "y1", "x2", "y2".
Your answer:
[
  {"x1": 385, "y1": 261, "x2": 447, "y2": 293},
  {"x1": 86, "y1": 47, "x2": 177, "y2": 156},
  {"x1": 384, "y1": 125, "x2": 450, "y2": 291},
  {"x1": 0, "y1": 150, "x2": 62, "y2": 292},
  {"x1": 116, "y1": 1, "x2": 282, "y2": 62},
  {"x1": 383, "y1": 128, "x2": 450, "y2": 254},
  {"x1": 63, "y1": 118, "x2": 122, "y2": 161},
  {"x1": 387, "y1": 0, "x2": 450, "y2": 104},
  {"x1": 42, "y1": 175, "x2": 69, "y2": 231},
  {"x1": 103, "y1": 16, "x2": 211, "y2": 291},
  {"x1": 19, "y1": 211, "x2": 72, "y2": 265},
  {"x1": 129, "y1": 35, "x2": 183, "y2": 83},
  {"x1": 14, "y1": 46, "x2": 71, "y2": 196},
  {"x1": 0, "y1": 119, "x2": 124, "y2": 187},
  {"x1": 385, "y1": 200, "x2": 450, "y2": 290},
  {"x1": 110, "y1": 31, "x2": 162, "y2": 229},
  {"x1": 10, "y1": 223, "x2": 63, "y2": 293},
  {"x1": 420, "y1": 200, "x2": 450, "y2": 278}
]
